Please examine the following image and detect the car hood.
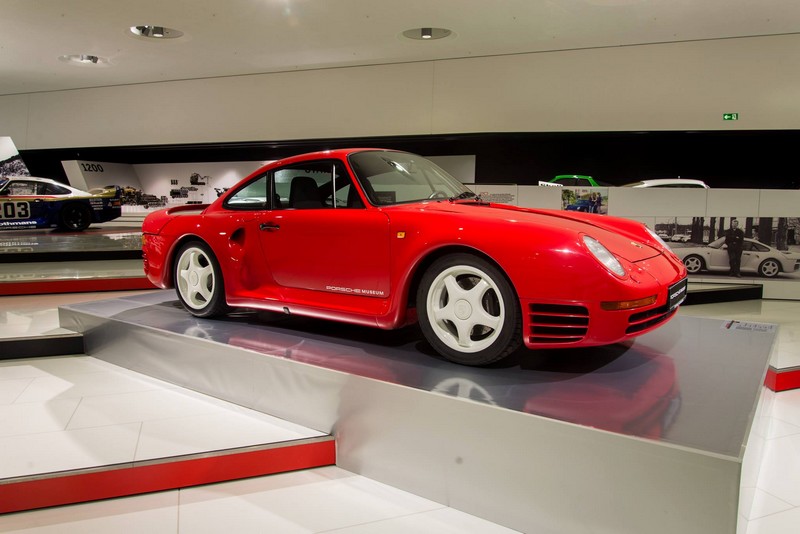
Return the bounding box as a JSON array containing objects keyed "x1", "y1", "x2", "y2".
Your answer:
[{"x1": 391, "y1": 201, "x2": 664, "y2": 263}]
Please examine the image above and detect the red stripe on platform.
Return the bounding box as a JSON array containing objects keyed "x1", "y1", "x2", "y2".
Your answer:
[
  {"x1": 765, "y1": 366, "x2": 800, "y2": 392},
  {"x1": 0, "y1": 439, "x2": 335, "y2": 514},
  {"x1": 0, "y1": 277, "x2": 156, "y2": 296}
]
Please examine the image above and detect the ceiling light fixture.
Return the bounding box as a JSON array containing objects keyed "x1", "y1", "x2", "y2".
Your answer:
[
  {"x1": 130, "y1": 25, "x2": 184, "y2": 39},
  {"x1": 402, "y1": 27, "x2": 452, "y2": 41}
]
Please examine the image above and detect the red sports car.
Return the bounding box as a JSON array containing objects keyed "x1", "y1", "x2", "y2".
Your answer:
[{"x1": 142, "y1": 149, "x2": 687, "y2": 366}]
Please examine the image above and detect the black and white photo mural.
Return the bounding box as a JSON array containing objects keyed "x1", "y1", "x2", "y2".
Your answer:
[
  {"x1": 658, "y1": 216, "x2": 800, "y2": 280},
  {"x1": 0, "y1": 137, "x2": 30, "y2": 177}
]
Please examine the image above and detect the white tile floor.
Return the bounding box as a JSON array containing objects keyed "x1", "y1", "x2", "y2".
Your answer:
[
  {"x1": 0, "y1": 291, "x2": 798, "y2": 533},
  {"x1": 0, "y1": 291, "x2": 519, "y2": 533}
]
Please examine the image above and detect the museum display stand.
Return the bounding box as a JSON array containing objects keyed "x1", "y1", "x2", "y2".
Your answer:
[{"x1": 52, "y1": 291, "x2": 773, "y2": 534}]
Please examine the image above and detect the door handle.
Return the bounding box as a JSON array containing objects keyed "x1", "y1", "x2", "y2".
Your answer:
[{"x1": 259, "y1": 222, "x2": 280, "y2": 231}]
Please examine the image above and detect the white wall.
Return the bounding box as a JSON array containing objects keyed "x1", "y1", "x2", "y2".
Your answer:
[
  {"x1": 134, "y1": 161, "x2": 269, "y2": 200},
  {"x1": 62, "y1": 161, "x2": 143, "y2": 191},
  {"x1": 3, "y1": 34, "x2": 800, "y2": 150}
]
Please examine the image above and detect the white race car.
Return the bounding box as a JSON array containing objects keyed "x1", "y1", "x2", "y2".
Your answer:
[
  {"x1": 623, "y1": 178, "x2": 709, "y2": 188},
  {"x1": 677, "y1": 237, "x2": 799, "y2": 278},
  {"x1": 0, "y1": 176, "x2": 121, "y2": 231}
]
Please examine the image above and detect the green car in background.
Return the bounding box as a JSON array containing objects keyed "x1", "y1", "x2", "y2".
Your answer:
[{"x1": 542, "y1": 175, "x2": 612, "y2": 187}]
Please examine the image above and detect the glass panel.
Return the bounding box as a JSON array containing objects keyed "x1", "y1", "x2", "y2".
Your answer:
[
  {"x1": 227, "y1": 175, "x2": 268, "y2": 209},
  {"x1": 349, "y1": 151, "x2": 470, "y2": 205}
]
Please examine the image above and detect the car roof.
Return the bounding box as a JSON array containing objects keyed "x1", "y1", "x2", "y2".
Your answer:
[
  {"x1": 1, "y1": 175, "x2": 88, "y2": 194},
  {"x1": 271, "y1": 148, "x2": 399, "y2": 166},
  {"x1": 2, "y1": 175, "x2": 59, "y2": 183},
  {"x1": 623, "y1": 178, "x2": 709, "y2": 188}
]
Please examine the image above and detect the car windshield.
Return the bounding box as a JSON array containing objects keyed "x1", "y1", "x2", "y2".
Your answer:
[{"x1": 348, "y1": 151, "x2": 471, "y2": 205}]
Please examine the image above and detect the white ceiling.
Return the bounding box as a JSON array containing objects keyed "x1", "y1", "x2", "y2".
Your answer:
[{"x1": 1, "y1": 0, "x2": 799, "y2": 96}]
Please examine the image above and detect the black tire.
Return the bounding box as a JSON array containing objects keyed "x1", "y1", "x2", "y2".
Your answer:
[
  {"x1": 173, "y1": 241, "x2": 231, "y2": 318},
  {"x1": 416, "y1": 253, "x2": 521, "y2": 366},
  {"x1": 683, "y1": 255, "x2": 705, "y2": 274},
  {"x1": 58, "y1": 203, "x2": 92, "y2": 231},
  {"x1": 758, "y1": 259, "x2": 781, "y2": 278}
]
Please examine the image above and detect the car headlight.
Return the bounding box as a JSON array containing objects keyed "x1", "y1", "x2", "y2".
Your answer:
[
  {"x1": 645, "y1": 226, "x2": 671, "y2": 250},
  {"x1": 583, "y1": 235, "x2": 626, "y2": 277}
]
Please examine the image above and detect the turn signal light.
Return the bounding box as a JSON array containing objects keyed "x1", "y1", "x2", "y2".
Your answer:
[{"x1": 600, "y1": 295, "x2": 657, "y2": 311}]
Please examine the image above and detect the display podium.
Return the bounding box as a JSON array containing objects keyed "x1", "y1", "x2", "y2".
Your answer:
[{"x1": 60, "y1": 291, "x2": 775, "y2": 534}]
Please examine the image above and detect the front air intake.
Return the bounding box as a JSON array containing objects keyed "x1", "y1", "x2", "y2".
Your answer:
[
  {"x1": 529, "y1": 303, "x2": 589, "y2": 344},
  {"x1": 626, "y1": 304, "x2": 676, "y2": 334}
]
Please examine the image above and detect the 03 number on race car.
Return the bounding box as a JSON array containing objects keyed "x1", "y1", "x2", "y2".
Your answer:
[{"x1": 0, "y1": 202, "x2": 31, "y2": 219}]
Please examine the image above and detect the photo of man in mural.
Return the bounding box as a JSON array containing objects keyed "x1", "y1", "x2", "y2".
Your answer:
[{"x1": 725, "y1": 219, "x2": 745, "y2": 277}]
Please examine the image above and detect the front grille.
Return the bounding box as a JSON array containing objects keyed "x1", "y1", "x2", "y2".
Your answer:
[
  {"x1": 529, "y1": 303, "x2": 589, "y2": 344},
  {"x1": 626, "y1": 304, "x2": 676, "y2": 334}
]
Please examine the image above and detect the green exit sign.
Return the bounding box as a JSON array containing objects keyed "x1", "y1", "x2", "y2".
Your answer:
[{"x1": 723, "y1": 113, "x2": 739, "y2": 121}]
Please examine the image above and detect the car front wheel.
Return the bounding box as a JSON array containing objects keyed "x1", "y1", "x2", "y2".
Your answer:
[
  {"x1": 417, "y1": 254, "x2": 521, "y2": 366},
  {"x1": 174, "y1": 241, "x2": 230, "y2": 317},
  {"x1": 683, "y1": 255, "x2": 705, "y2": 274},
  {"x1": 759, "y1": 259, "x2": 781, "y2": 278}
]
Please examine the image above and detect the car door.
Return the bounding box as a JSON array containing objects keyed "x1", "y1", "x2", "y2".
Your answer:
[
  {"x1": 255, "y1": 159, "x2": 391, "y2": 312},
  {"x1": 740, "y1": 241, "x2": 765, "y2": 272},
  {"x1": 0, "y1": 179, "x2": 46, "y2": 228},
  {"x1": 704, "y1": 240, "x2": 729, "y2": 270}
]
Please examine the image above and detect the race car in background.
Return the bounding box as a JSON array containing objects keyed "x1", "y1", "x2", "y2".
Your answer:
[{"x1": 0, "y1": 176, "x2": 122, "y2": 231}]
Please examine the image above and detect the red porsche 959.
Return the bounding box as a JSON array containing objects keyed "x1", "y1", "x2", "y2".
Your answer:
[{"x1": 142, "y1": 149, "x2": 687, "y2": 366}]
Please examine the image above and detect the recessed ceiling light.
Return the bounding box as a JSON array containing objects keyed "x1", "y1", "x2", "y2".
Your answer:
[
  {"x1": 58, "y1": 54, "x2": 109, "y2": 66},
  {"x1": 402, "y1": 27, "x2": 452, "y2": 41},
  {"x1": 130, "y1": 25, "x2": 184, "y2": 39}
]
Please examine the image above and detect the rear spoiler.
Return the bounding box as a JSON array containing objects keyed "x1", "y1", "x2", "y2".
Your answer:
[{"x1": 166, "y1": 204, "x2": 210, "y2": 214}]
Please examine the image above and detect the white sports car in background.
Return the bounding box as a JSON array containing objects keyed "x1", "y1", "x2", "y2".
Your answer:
[
  {"x1": 677, "y1": 237, "x2": 800, "y2": 278},
  {"x1": 623, "y1": 178, "x2": 709, "y2": 188}
]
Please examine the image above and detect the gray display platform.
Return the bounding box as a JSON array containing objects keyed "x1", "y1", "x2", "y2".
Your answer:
[{"x1": 60, "y1": 291, "x2": 775, "y2": 534}]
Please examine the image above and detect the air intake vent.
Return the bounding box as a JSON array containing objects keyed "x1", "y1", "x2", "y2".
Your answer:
[
  {"x1": 529, "y1": 304, "x2": 589, "y2": 344},
  {"x1": 627, "y1": 304, "x2": 676, "y2": 334}
]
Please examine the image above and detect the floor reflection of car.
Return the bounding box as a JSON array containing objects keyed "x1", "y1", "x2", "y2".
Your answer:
[
  {"x1": 220, "y1": 313, "x2": 680, "y2": 440},
  {"x1": 521, "y1": 349, "x2": 679, "y2": 439},
  {"x1": 677, "y1": 237, "x2": 800, "y2": 277}
]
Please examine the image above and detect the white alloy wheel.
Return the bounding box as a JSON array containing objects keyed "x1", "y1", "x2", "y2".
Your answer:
[
  {"x1": 417, "y1": 254, "x2": 520, "y2": 365},
  {"x1": 174, "y1": 242, "x2": 229, "y2": 317},
  {"x1": 759, "y1": 259, "x2": 780, "y2": 278},
  {"x1": 426, "y1": 264, "x2": 505, "y2": 354},
  {"x1": 683, "y1": 255, "x2": 703, "y2": 274}
]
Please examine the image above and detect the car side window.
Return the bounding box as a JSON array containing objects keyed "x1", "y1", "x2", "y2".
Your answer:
[
  {"x1": 44, "y1": 183, "x2": 70, "y2": 195},
  {"x1": 7, "y1": 181, "x2": 38, "y2": 195},
  {"x1": 274, "y1": 160, "x2": 362, "y2": 209},
  {"x1": 225, "y1": 174, "x2": 269, "y2": 210}
]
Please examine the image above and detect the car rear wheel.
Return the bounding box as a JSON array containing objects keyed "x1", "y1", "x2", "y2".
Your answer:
[
  {"x1": 59, "y1": 204, "x2": 91, "y2": 231},
  {"x1": 174, "y1": 241, "x2": 230, "y2": 317},
  {"x1": 683, "y1": 255, "x2": 705, "y2": 274},
  {"x1": 417, "y1": 254, "x2": 521, "y2": 366},
  {"x1": 759, "y1": 259, "x2": 781, "y2": 278}
]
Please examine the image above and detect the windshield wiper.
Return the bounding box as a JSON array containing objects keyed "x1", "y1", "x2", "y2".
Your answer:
[{"x1": 449, "y1": 191, "x2": 479, "y2": 202}]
